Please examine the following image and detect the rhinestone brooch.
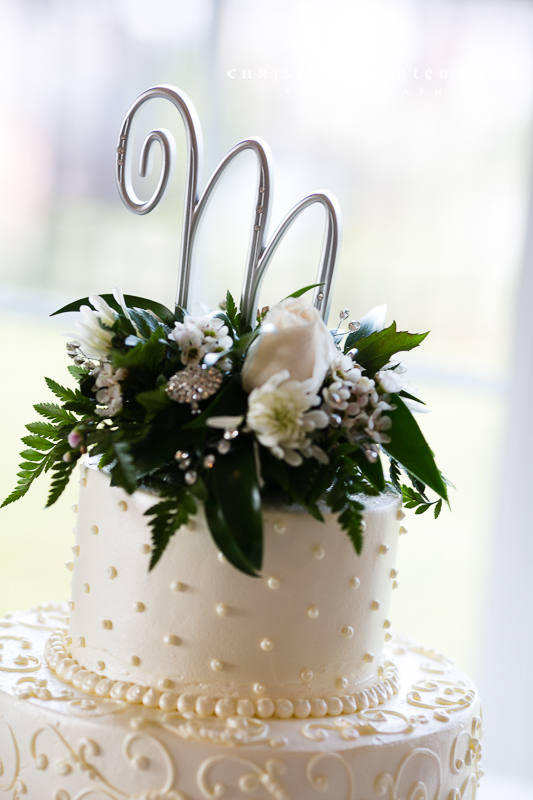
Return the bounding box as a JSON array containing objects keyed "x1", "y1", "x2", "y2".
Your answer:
[{"x1": 166, "y1": 364, "x2": 223, "y2": 412}]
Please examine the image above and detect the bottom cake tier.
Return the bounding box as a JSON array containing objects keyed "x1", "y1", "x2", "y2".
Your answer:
[{"x1": 0, "y1": 605, "x2": 482, "y2": 800}]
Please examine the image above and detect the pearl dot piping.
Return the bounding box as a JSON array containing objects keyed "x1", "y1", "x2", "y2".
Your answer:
[
  {"x1": 216, "y1": 603, "x2": 228, "y2": 617},
  {"x1": 307, "y1": 606, "x2": 319, "y2": 619},
  {"x1": 260, "y1": 638, "x2": 274, "y2": 651},
  {"x1": 267, "y1": 576, "x2": 280, "y2": 590},
  {"x1": 45, "y1": 630, "x2": 399, "y2": 719},
  {"x1": 312, "y1": 546, "x2": 325, "y2": 559}
]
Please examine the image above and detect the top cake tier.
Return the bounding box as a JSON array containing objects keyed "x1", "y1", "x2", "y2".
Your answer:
[{"x1": 63, "y1": 463, "x2": 402, "y2": 718}]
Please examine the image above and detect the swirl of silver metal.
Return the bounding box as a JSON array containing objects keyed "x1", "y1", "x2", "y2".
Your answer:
[
  {"x1": 116, "y1": 85, "x2": 342, "y2": 326},
  {"x1": 116, "y1": 84, "x2": 203, "y2": 313}
]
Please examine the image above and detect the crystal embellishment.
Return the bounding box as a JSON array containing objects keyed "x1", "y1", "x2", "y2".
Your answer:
[{"x1": 166, "y1": 364, "x2": 223, "y2": 412}]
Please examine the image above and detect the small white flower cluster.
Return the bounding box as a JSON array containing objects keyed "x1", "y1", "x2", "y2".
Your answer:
[
  {"x1": 320, "y1": 356, "x2": 404, "y2": 445},
  {"x1": 92, "y1": 363, "x2": 128, "y2": 417},
  {"x1": 169, "y1": 315, "x2": 233, "y2": 366},
  {"x1": 246, "y1": 370, "x2": 329, "y2": 467}
]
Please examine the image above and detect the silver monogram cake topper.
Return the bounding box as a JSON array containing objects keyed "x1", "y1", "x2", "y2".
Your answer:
[{"x1": 116, "y1": 85, "x2": 342, "y2": 325}]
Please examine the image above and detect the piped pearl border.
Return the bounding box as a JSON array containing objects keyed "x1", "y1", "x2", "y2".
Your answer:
[{"x1": 45, "y1": 629, "x2": 399, "y2": 720}]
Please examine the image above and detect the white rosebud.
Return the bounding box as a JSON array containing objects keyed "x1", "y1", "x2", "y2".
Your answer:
[
  {"x1": 376, "y1": 370, "x2": 404, "y2": 394},
  {"x1": 242, "y1": 298, "x2": 338, "y2": 395}
]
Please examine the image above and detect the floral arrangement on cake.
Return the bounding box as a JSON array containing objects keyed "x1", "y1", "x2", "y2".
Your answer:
[{"x1": 3, "y1": 286, "x2": 448, "y2": 575}]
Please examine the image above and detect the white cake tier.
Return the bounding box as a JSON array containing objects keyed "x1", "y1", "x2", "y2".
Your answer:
[
  {"x1": 64, "y1": 465, "x2": 403, "y2": 716},
  {"x1": 0, "y1": 606, "x2": 483, "y2": 800}
]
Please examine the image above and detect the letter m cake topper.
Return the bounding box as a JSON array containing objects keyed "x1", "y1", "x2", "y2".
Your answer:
[{"x1": 116, "y1": 85, "x2": 342, "y2": 326}]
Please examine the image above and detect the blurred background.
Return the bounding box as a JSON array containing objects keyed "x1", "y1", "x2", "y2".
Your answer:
[{"x1": 1, "y1": 0, "x2": 532, "y2": 795}]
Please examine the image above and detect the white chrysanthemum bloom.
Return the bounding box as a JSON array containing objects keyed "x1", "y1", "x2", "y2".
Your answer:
[
  {"x1": 93, "y1": 363, "x2": 128, "y2": 417},
  {"x1": 66, "y1": 295, "x2": 116, "y2": 361},
  {"x1": 169, "y1": 315, "x2": 233, "y2": 366},
  {"x1": 247, "y1": 370, "x2": 329, "y2": 467}
]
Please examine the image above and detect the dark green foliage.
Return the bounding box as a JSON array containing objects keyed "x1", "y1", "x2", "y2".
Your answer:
[
  {"x1": 382, "y1": 396, "x2": 448, "y2": 501},
  {"x1": 284, "y1": 283, "x2": 323, "y2": 299},
  {"x1": 205, "y1": 439, "x2": 263, "y2": 576},
  {"x1": 145, "y1": 488, "x2": 198, "y2": 570},
  {"x1": 402, "y1": 485, "x2": 443, "y2": 518},
  {"x1": 389, "y1": 458, "x2": 402, "y2": 492},
  {"x1": 349, "y1": 322, "x2": 429, "y2": 376},
  {"x1": 344, "y1": 305, "x2": 387, "y2": 351},
  {"x1": 52, "y1": 294, "x2": 176, "y2": 327},
  {"x1": 4, "y1": 289, "x2": 449, "y2": 574}
]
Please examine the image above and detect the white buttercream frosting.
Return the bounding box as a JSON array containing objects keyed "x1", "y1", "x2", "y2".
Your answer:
[
  {"x1": 64, "y1": 465, "x2": 401, "y2": 716},
  {"x1": 0, "y1": 606, "x2": 483, "y2": 800}
]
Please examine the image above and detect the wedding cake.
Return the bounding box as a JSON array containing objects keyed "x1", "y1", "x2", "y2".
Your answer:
[{"x1": 0, "y1": 86, "x2": 482, "y2": 799}]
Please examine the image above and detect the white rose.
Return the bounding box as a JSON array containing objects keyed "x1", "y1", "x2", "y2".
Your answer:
[{"x1": 242, "y1": 298, "x2": 338, "y2": 395}]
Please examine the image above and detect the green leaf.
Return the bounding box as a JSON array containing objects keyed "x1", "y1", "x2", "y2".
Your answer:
[
  {"x1": 45, "y1": 378, "x2": 79, "y2": 404},
  {"x1": 353, "y1": 322, "x2": 429, "y2": 376},
  {"x1": 338, "y1": 500, "x2": 365, "y2": 554},
  {"x1": 46, "y1": 458, "x2": 76, "y2": 507},
  {"x1": 389, "y1": 458, "x2": 402, "y2": 492},
  {"x1": 399, "y1": 389, "x2": 426, "y2": 406},
  {"x1": 224, "y1": 290, "x2": 242, "y2": 335},
  {"x1": 19, "y1": 449, "x2": 46, "y2": 462},
  {"x1": 128, "y1": 308, "x2": 168, "y2": 340},
  {"x1": 284, "y1": 283, "x2": 323, "y2": 300},
  {"x1": 145, "y1": 491, "x2": 197, "y2": 570},
  {"x1": 382, "y1": 396, "x2": 448, "y2": 501},
  {"x1": 111, "y1": 328, "x2": 166, "y2": 375},
  {"x1": 352, "y1": 447, "x2": 385, "y2": 492},
  {"x1": 136, "y1": 386, "x2": 172, "y2": 414},
  {"x1": 205, "y1": 440, "x2": 262, "y2": 576},
  {"x1": 63, "y1": 399, "x2": 96, "y2": 416},
  {"x1": 344, "y1": 304, "x2": 387, "y2": 351},
  {"x1": 434, "y1": 499, "x2": 443, "y2": 519},
  {"x1": 21, "y1": 435, "x2": 54, "y2": 451},
  {"x1": 109, "y1": 441, "x2": 137, "y2": 494},
  {"x1": 26, "y1": 421, "x2": 64, "y2": 439},
  {"x1": 68, "y1": 365, "x2": 89, "y2": 380},
  {"x1": 51, "y1": 294, "x2": 176, "y2": 327},
  {"x1": 33, "y1": 403, "x2": 77, "y2": 426}
]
